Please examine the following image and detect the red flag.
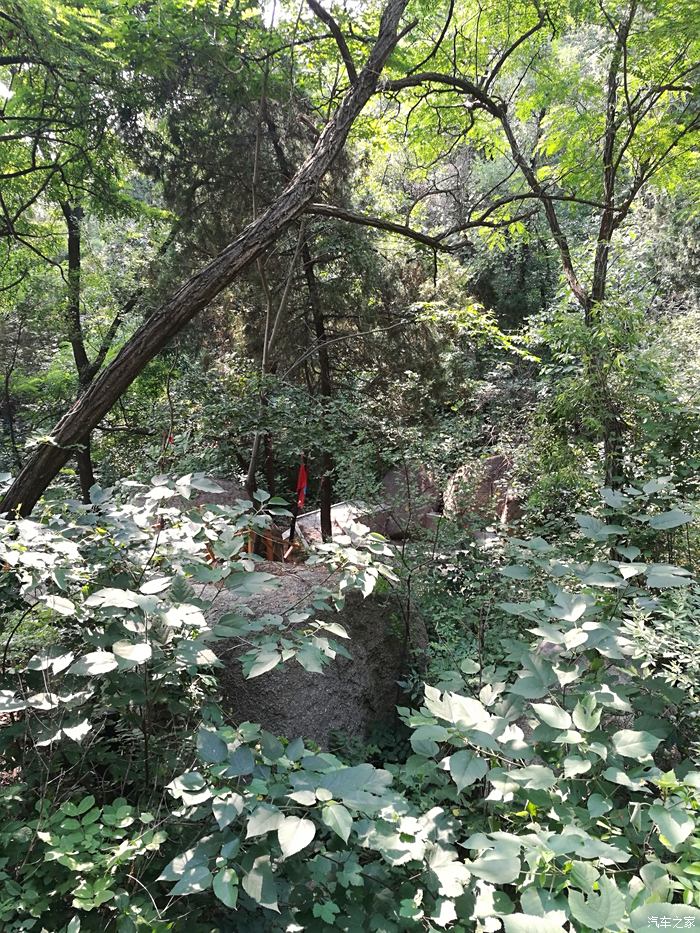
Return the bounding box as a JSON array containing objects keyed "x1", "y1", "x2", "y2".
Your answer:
[{"x1": 295, "y1": 462, "x2": 308, "y2": 508}]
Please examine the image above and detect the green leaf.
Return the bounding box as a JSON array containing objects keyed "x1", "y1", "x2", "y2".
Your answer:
[
  {"x1": 611, "y1": 730, "x2": 662, "y2": 758},
  {"x1": 212, "y1": 793, "x2": 244, "y2": 830},
  {"x1": 170, "y1": 864, "x2": 212, "y2": 896},
  {"x1": 649, "y1": 803, "x2": 695, "y2": 850},
  {"x1": 27, "y1": 646, "x2": 74, "y2": 674},
  {"x1": 42, "y1": 594, "x2": 76, "y2": 616},
  {"x1": 569, "y1": 861, "x2": 599, "y2": 889},
  {"x1": 246, "y1": 650, "x2": 281, "y2": 679},
  {"x1": 500, "y1": 565, "x2": 532, "y2": 580},
  {"x1": 213, "y1": 868, "x2": 238, "y2": 909},
  {"x1": 322, "y1": 802, "x2": 353, "y2": 842},
  {"x1": 68, "y1": 651, "x2": 118, "y2": 676},
  {"x1": 504, "y1": 915, "x2": 567, "y2": 933},
  {"x1": 468, "y1": 852, "x2": 521, "y2": 883},
  {"x1": 531, "y1": 703, "x2": 571, "y2": 729},
  {"x1": 648, "y1": 509, "x2": 693, "y2": 529},
  {"x1": 446, "y1": 750, "x2": 488, "y2": 791},
  {"x1": 242, "y1": 856, "x2": 278, "y2": 911},
  {"x1": 246, "y1": 804, "x2": 283, "y2": 838},
  {"x1": 197, "y1": 728, "x2": 228, "y2": 764},
  {"x1": 186, "y1": 475, "x2": 225, "y2": 493},
  {"x1": 140, "y1": 576, "x2": 172, "y2": 594},
  {"x1": 509, "y1": 764, "x2": 556, "y2": 790},
  {"x1": 411, "y1": 724, "x2": 449, "y2": 757},
  {"x1": 646, "y1": 566, "x2": 692, "y2": 588},
  {"x1": 587, "y1": 794, "x2": 612, "y2": 818},
  {"x1": 568, "y1": 876, "x2": 625, "y2": 930},
  {"x1": 85, "y1": 588, "x2": 139, "y2": 609},
  {"x1": 278, "y1": 816, "x2": 315, "y2": 857},
  {"x1": 573, "y1": 701, "x2": 601, "y2": 732},
  {"x1": 63, "y1": 719, "x2": 91, "y2": 743},
  {"x1": 313, "y1": 902, "x2": 341, "y2": 924},
  {"x1": 575, "y1": 515, "x2": 625, "y2": 540},
  {"x1": 112, "y1": 641, "x2": 152, "y2": 665}
]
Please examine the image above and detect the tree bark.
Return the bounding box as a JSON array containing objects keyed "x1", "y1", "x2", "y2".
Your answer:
[
  {"x1": 303, "y1": 244, "x2": 334, "y2": 542},
  {"x1": 61, "y1": 201, "x2": 96, "y2": 502},
  {"x1": 0, "y1": 0, "x2": 410, "y2": 517}
]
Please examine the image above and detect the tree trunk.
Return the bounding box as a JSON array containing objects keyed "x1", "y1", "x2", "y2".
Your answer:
[
  {"x1": 303, "y1": 244, "x2": 333, "y2": 542},
  {"x1": 61, "y1": 201, "x2": 95, "y2": 503},
  {"x1": 0, "y1": 0, "x2": 409, "y2": 517}
]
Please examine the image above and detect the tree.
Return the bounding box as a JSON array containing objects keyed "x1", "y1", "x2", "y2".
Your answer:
[
  {"x1": 0, "y1": 0, "x2": 412, "y2": 516},
  {"x1": 306, "y1": 0, "x2": 699, "y2": 482}
]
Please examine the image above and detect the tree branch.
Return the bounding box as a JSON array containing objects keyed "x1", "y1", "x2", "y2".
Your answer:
[{"x1": 307, "y1": 0, "x2": 358, "y2": 84}]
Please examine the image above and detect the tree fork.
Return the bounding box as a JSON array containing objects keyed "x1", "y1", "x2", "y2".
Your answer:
[{"x1": 0, "y1": 0, "x2": 410, "y2": 517}]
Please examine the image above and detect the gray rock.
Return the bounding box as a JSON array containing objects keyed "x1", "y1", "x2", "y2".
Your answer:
[{"x1": 207, "y1": 562, "x2": 427, "y2": 747}]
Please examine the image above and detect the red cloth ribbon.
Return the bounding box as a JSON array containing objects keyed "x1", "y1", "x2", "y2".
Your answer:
[{"x1": 295, "y1": 462, "x2": 308, "y2": 508}]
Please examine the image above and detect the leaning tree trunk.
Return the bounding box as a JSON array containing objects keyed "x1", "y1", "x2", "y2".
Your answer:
[{"x1": 0, "y1": 0, "x2": 409, "y2": 517}]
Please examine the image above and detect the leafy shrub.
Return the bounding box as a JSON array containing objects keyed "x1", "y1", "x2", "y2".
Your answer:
[{"x1": 1, "y1": 477, "x2": 699, "y2": 931}]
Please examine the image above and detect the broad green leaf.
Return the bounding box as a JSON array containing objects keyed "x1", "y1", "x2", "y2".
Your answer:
[
  {"x1": 42, "y1": 594, "x2": 75, "y2": 616},
  {"x1": 63, "y1": 719, "x2": 91, "y2": 743},
  {"x1": 188, "y1": 475, "x2": 224, "y2": 493},
  {"x1": 246, "y1": 804, "x2": 283, "y2": 838},
  {"x1": 446, "y1": 750, "x2": 488, "y2": 791},
  {"x1": 27, "y1": 646, "x2": 74, "y2": 674},
  {"x1": 509, "y1": 765, "x2": 556, "y2": 790},
  {"x1": 112, "y1": 641, "x2": 152, "y2": 665},
  {"x1": 68, "y1": 651, "x2": 118, "y2": 676},
  {"x1": 531, "y1": 703, "x2": 571, "y2": 729},
  {"x1": 213, "y1": 867, "x2": 238, "y2": 909},
  {"x1": 648, "y1": 509, "x2": 693, "y2": 529},
  {"x1": 242, "y1": 855, "x2": 278, "y2": 911},
  {"x1": 568, "y1": 876, "x2": 624, "y2": 930},
  {"x1": 646, "y1": 568, "x2": 692, "y2": 588},
  {"x1": 140, "y1": 576, "x2": 172, "y2": 594},
  {"x1": 85, "y1": 588, "x2": 139, "y2": 609},
  {"x1": 575, "y1": 515, "x2": 625, "y2": 540},
  {"x1": 411, "y1": 724, "x2": 449, "y2": 756},
  {"x1": 468, "y1": 853, "x2": 521, "y2": 883},
  {"x1": 611, "y1": 730, "x2": 662, "y2": 758},
  {"x1": 197, "y1": 727, "x2": 228, "y2": 764},
  {"x1": 162, "y1": 604, "x2": 207, "y2": 629},
  {"x1": 601, "y1": 487, "x2": 630, "y2": 509},
  {"x1": 212, "y1": 793, "x2": 244, "y2": 830},
  {"x1": 573, "y1": 701, "x2": 601, "y2": 732},
  {"x1": 246, "y1": 650, "x2": 281, "y2": 679},
  {"x1": 564, "y1": 756, "x2": 592, "y2": 777},
  {"x1": 504, "y1": 914, "x2": 568, "y2": 933},
  {"x1": 549, "y1": 590, "x2": 588, "y2": 622},
  {"x1": 278, "y1": 816, "x2": 316, "y2": 857},
  {"x1": 322, "y1": 803, "x2": 353, "y2": 842},
  {"x1": 587, "y1": 794, "x2": 612, "y2": 818},
  {"x1": 500, "y1": 565, "x2": 532, "y2": 579},
  {"x1": 170, "y1": 864, "x2": 212, "y2": 896},
  {"x1": 569, "y1": 861, "x2": 599, "y2": 888},
  {"x1": 649, "y1": 803, "x2": 695, "y2": 850}
]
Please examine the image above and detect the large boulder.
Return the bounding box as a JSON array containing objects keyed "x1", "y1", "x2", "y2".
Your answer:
[
  {"x1": 445, "y1": 455, "x2": 521, "y2": 524},
  {"x1": 209, "y1": 562, "x2": 427, "y2": 747},
  {"x1": 367, "y1": 463, "x2": 443, "y2": 539}
]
